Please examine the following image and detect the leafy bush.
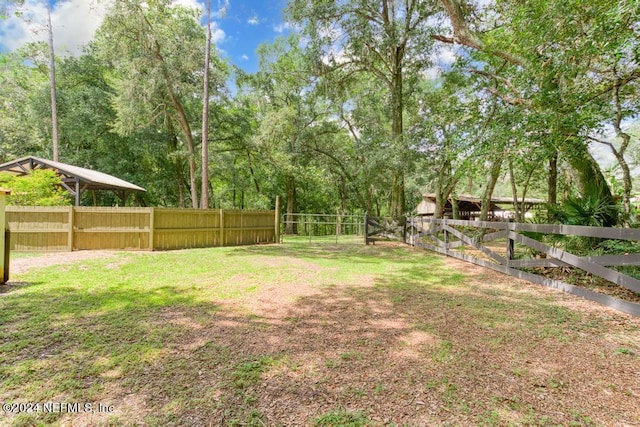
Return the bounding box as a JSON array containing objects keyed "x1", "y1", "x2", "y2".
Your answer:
[
  {"x1": 0, "y1": 170, "x2": 71, "y2": 206},
  {"x1": 546, "y1": 183, "x2": 619, "y2": 254},
  {"x1": 551, "y1": 192, "x2": 618, "y2": 228}
]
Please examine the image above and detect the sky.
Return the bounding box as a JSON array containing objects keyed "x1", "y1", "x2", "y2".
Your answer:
[{"x1": 0, "y1": 0, "x2": 291, "y2": 73}]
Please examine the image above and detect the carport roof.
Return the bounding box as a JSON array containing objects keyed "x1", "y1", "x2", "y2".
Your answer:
[{"x1": 0, "y1": 156, "x2": 145, "y2": 204}]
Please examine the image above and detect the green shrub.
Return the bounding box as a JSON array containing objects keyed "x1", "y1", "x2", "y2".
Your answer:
[{"x1": 0, "y1": 170, "x2": 70, "y2": 206}]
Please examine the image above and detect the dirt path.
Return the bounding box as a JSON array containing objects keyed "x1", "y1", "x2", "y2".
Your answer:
[{"x1": 9, "y1": 251, "x2": 119, "y2": 275}]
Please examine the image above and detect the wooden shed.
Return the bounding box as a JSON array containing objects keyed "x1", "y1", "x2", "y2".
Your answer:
[{"x1": 417, "y1": 193, "x2": 545, "y2": 220}]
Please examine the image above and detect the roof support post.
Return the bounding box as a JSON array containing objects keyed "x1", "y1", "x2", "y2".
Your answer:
[{"x1": 75, "y1": 179, "x2": 80, "y2": 206}]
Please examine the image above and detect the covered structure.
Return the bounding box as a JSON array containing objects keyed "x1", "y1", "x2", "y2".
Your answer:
[
  {"x1": 417, "y1": 193, "x2": 545, "y2": 220},
  {"x1": 0, "y1": 156, "x2": 146, "y2": 206}
]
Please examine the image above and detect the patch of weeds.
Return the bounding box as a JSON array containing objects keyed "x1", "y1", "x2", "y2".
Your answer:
[
  {"x1": 245, "y1": 409, "x2": 267, "y2": 427},
  {"x1": 568, "y1": 410, "x2": 595, "y2": 426},
  {"x1": 441, "y1": 272, "x2": 466, "y2": 287},
  {"x1": 325, "y1": 359, "x2": 338, "y2": 368},
  {"x1": 548, "y1": 377, "x2": 568, "y2": 389},
  {"x1": 478, "y1": 409, "x2": 502, "y2": 426},
  {"x1": 344, "y1": 385, "x2": 367, "y2": 398},
  {"x1": 512, "y1": 367, "x2": 528, "y2": 378},
  {"x1": 340, "y1": 351, "x2": 362, "y2": 362},
  {"x1": 243, "y1": 391, "x2": 258, "y2": 405},
  {"x1": 441, "y1": 379, "x2": 460, "y2": 407},
  {"x1": 614, "y1": 347, "x2": 635, "y2": 356},
  {"x1": 537, "y1": 326, "x2": 570, "y2": 342},
  {"x1": 519, "y1": 406, "x2": 559, "y2": 426},
  {"x1": 432, "y1": 340, "x2": 454, "y2": 363},
  {"x1": 312, "y1": 409, "x2": 372, "y2": 427},
  {"x1": 231, "y1": 355, "x2": 277, "y2": 389},
  {"x1": 425, "y1": 379, "x2": 439, "y2": 390},
  {"x1": 373, "y1": 382, "x2": 385, "y2": 394},
  {"x1": 227, "y1": 409, "x2": 267, "y2": 427}
]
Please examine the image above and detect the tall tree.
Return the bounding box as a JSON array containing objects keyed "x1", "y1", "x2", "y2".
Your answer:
[
  {"x1": 95, "y1": 0, "x2": 219, "y2": 208},
  {"x1": 200, "y1": 0, "x2": 212, "y2": 209},
  {"x1": 46, "y1": 2, "x2": 59, "y2": 161},
  {"x1": 434, "y1": 0, "x2": 639, "y2": 225},
  {"x1": 288, "y1": 0, "x2": 443, "y2": 217}
]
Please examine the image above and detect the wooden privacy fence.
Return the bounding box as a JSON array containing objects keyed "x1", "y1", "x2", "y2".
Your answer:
[
  {"x1": 6, "y1": 206, "x2": 277, "y2": 251},
  {"x1": 408, "y1": 217, "x2": 640, "y2": 317}
]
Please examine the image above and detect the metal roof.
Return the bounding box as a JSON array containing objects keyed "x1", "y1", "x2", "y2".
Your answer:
[
  {"x1": 422, "y1": 193, "x2": 545, "y2": 205},
  {"x1": 0, "y1": 157, "x2": 145, "y2": 205},
  {"x1": 0, "y1": 156, "x2": 146, "y2": 193}
]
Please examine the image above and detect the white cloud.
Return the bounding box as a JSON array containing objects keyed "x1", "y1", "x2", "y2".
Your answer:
[
  {"x1": 171, "y1": 0, "x2": 202, "y2": 13},
  {"x1": 436, "y1": 46, "x2": 457, "y2": 66},
  {"x1": 273, "y1": 22, "x2": 292, "y2": 34},
  {"x1": 53, "y1": 0, "x2": 113, "y2": 56},
  {"x1": 241, "y1": 54, "x2": 249, "y2": 60},
  {"x1": 0, "y1": 0, "x2": 112, "y2": 56},
  {"x1": 0, "y1": 0, "x2": 229, "y2": 55},
  {"x1": 248, "y1": 16, "x2": 259, "y2": 25},
  {"x1": 212, "y1": 0, "x2": 229, "y2": 19},
  {"x1": 210, "y1": 21, "x2": 226, "y2": 44}
]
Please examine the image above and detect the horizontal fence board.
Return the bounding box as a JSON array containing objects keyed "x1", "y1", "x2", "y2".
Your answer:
[
  {"x1": 410, "y1": 217, "x2": 640, "y2": 317},
  {"x1": 424, "y1": 218, "x2": 640, "y2": 240},
  {"x1": 414, "y1": 239, "x2": 640, "y2": 317},
  {"x1": 6, "y1": 206, "x2": 276, "y2": 251},
  {"x1": 510, "y1": 231, "x2": 640, "y2": 294}
]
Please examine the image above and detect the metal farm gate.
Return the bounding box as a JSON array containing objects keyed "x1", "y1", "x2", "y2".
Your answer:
[{"x1": 281, "y1": 213, "x2": 365, "y2": 244}]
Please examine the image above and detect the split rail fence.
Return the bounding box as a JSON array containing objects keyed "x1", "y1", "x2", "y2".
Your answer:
[
  {"x1": 407, "y1": 217, "x2": 640, "y2": 316},
  {"x1": 6, "y1": 206, "x2": 277, "y2": 251}
]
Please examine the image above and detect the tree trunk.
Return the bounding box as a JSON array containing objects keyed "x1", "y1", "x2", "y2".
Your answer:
[
  {"x1": 200, "y1": 0, "x2": 211, "y2": 209},
  {"x1": 547, "y1": 151, "x2": 558, "y2": 206},
  {"x1": 480, "y1": 156, "x2": 503, "y2": 221},
  {"x1": 434, "y1": 194, "x2": 445, "y2": 219},
  {"x1": 47, "y1": 5, "x2": 59, "y2": 162},
  {"x1": 285, "y1": 176, "x2": 296, "y2": 234},
  {"x1": 564, "y1": 140, "x2": 612, "y2": 203},
  {"x1": 155, "y1": 42, "x2": 199, "y2": 207},
  {"x1": 390, "y1": 171, "x2": 405, "y2": 218},
  {"x1": 390, "y1": 54, "x2": 406, "y2": 218},
  {"x1": 451, "y1": 195, "x2": 460, "y2": 219},
  {"x1": 508, "y1": 159, "x2": 523, "y2": 223},
  {"x1": 612, "y1": 78, "x2": 633, "y2": 227}
]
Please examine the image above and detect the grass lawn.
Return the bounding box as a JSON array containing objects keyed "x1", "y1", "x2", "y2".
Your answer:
[{"x1": 1, "y1": 243, "x2": 639, "y2": 426}]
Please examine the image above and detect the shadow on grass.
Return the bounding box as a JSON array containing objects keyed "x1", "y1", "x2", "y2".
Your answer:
[
  {"x1": 0, "y1": 246, "x2": 638, "y2": 427},
  {"x1": 227, "y1": 242, "x2": 434, "y2": 268},
  {"x1": 0, "y1": 281, "x2": 44, "y2": 294}
]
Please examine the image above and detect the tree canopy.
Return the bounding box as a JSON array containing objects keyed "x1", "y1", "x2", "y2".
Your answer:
[{"x1": 0, "y1": 0, "x2": 638, "y2": 225}]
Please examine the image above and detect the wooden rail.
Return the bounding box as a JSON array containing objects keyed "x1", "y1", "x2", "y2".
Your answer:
[
  {"x1": 6, "y1": 206, "x2": 277, "y2": 251},
  {"x1": 407, "y1": 217, "x2": 640, "y2": 317}
]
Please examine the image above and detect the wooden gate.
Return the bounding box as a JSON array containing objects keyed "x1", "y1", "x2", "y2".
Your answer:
[{"x1": 365, "y1": 215, "x2": 406, "y2": 244}]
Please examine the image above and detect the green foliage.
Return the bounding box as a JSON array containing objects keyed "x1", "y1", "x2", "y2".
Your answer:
[
  {"x1": 0, "y1": 170, "x2": 70, "y2": 206},
  {"x1": 231, "y1": 356, "x2": 277, "y2": 389},
  {"x1": 551, "y1": 192, "x2": 619, "y2": 228},
  {"x1": 312, "y1": 409, "x2": 371, "y2": 427}
]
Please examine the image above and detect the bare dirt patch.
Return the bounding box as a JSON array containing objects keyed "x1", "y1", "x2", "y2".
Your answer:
[{"x1": 9, "y1": 250, "x2": 120, "y2": 275}]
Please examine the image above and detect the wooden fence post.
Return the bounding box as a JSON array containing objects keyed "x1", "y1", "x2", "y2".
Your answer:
[
  {"x1": 148, "y1": 207, "x2": 155, "y2": 251},
  {"x1": 219, "y1": 208, "x2": 224, "y2": 247},
  {"x1": 506, "y1": 236, "x2": 514, "y2": 263},
  {"x1": 443, "y1": 218, "x2": 449, "y2": 255},
  {"x1": 274, "y1": 196, "x2": 280, "y2": 244},
  {"x1": 364, "y1": 212, "x2": 369, "y2": 245},
  {"x1": 67, "y1": 206, "x2": 74, "y2": 251},
  {"x1": 0, "y1": 189, "x2": 9, "y2": 284}
]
